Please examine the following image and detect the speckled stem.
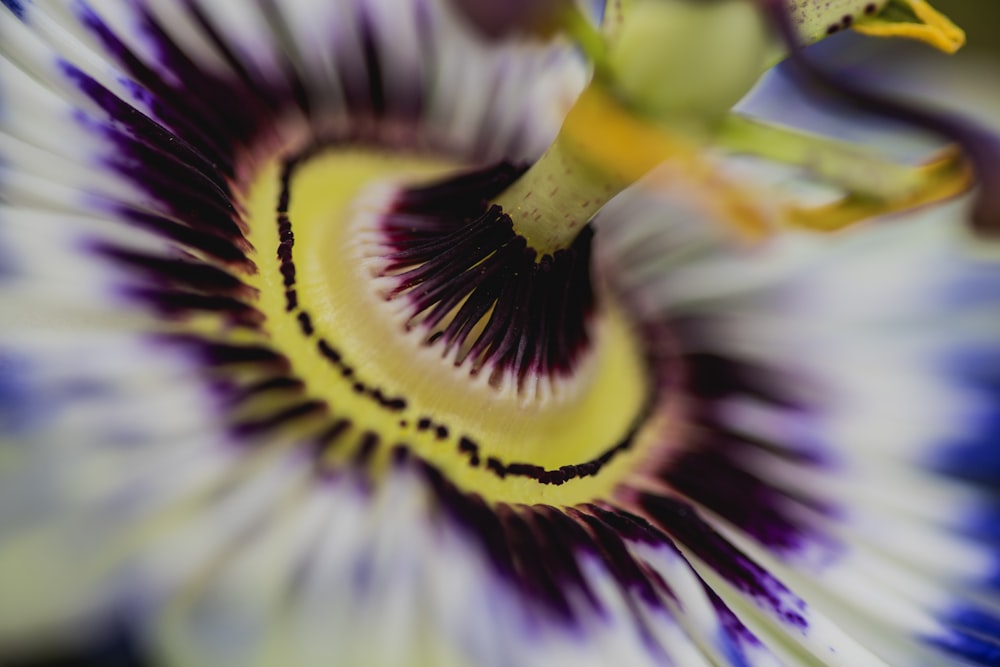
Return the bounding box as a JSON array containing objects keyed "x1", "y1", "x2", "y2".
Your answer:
[{"x1": 492, "y1": 131, "x2": 627, "y2": 256}]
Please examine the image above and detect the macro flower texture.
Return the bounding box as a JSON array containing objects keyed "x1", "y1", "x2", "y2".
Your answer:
[{"x1": 2, "y1": 0, "x2": 1000, "y2": 665}]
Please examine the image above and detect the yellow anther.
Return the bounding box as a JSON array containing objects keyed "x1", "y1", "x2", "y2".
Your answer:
[{"x1": 854, "y1": 0, "x2": 966, "y2": 54}]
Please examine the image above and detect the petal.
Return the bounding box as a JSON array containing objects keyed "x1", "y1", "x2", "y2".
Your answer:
[{"x1": 601, "y1": 149, "x2": 1000, "y2": 665}]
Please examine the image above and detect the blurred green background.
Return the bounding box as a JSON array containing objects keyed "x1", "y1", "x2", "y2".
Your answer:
[{"x1": 934, "y1": 0, "x2": 1000, "y2": 54}]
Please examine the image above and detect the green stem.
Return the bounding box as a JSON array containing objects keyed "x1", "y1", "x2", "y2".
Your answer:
[
  {"x1": 493, "y1": 130, "x2": 626, "y2": 255},
  {"x1": 717, "y1": 113, "x2": 926, "y2": 200}
]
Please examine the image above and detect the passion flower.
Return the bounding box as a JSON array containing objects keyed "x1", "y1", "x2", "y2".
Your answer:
[{"x1": 0, "y1": 1, "x2": 998, "y2": 666}]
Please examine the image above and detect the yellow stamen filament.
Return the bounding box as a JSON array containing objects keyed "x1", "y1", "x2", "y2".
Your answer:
[
  {"x1": 786, "y1": 146, "x2": 972, "y2": 231},
  {"x1": 854, "y1": 0, "x2": 966, "y2": 54}
]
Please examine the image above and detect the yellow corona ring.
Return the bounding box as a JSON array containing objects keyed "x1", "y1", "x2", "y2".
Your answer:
[{"x1": 242, "y1": 145, "x2": 675, "y2": 506}]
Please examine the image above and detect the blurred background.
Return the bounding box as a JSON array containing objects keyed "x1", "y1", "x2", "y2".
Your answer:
[{"x1": 934, "y1": 0, "x2": 1000, "y2": 55}]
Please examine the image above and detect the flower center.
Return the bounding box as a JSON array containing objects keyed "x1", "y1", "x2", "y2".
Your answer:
[{"x1": 241, "y1": 132, "x2": 674, "y2": 506}]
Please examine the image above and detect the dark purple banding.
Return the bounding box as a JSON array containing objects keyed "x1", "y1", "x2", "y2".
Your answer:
[
  {"x1": 179, "y1": 339, "x2": 290, "y2": 370},
  {"x1": 224, "y1": 376, "x2": 306, "y2": 405},
  {"x1": 415, "y1": 454, "x2": 687, "y2": 626},
  {"x1": 415, "y1": 458, "x2": 601, "y2": 619},
  {"x1": 658, "y1": 429, "x2": 835, "y2": 557},
  {"x1": 381, "y1": 163, "x2": 596, "y2": 387},
  {"x1": 416, "y1": 453, "x2": 792, "y2": 643},
  {"x1": 648, "y1": 347, "x2": 840, "y2": 560},
  {"x1": 573, "y1": 507, "x2": 668, "y2": 607},
  {"x1": 232, "y1": 399, "x2": 328, "y2": 437},
  {"x1": 93, "y1": 246, "x2": 250, "y2": 294},
  {"x1": 643, "y1": 316, "x2": 839, "y2": 560},
  {"x1": 639, "y1": 492, "x2": 809, "y2": 630}
]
